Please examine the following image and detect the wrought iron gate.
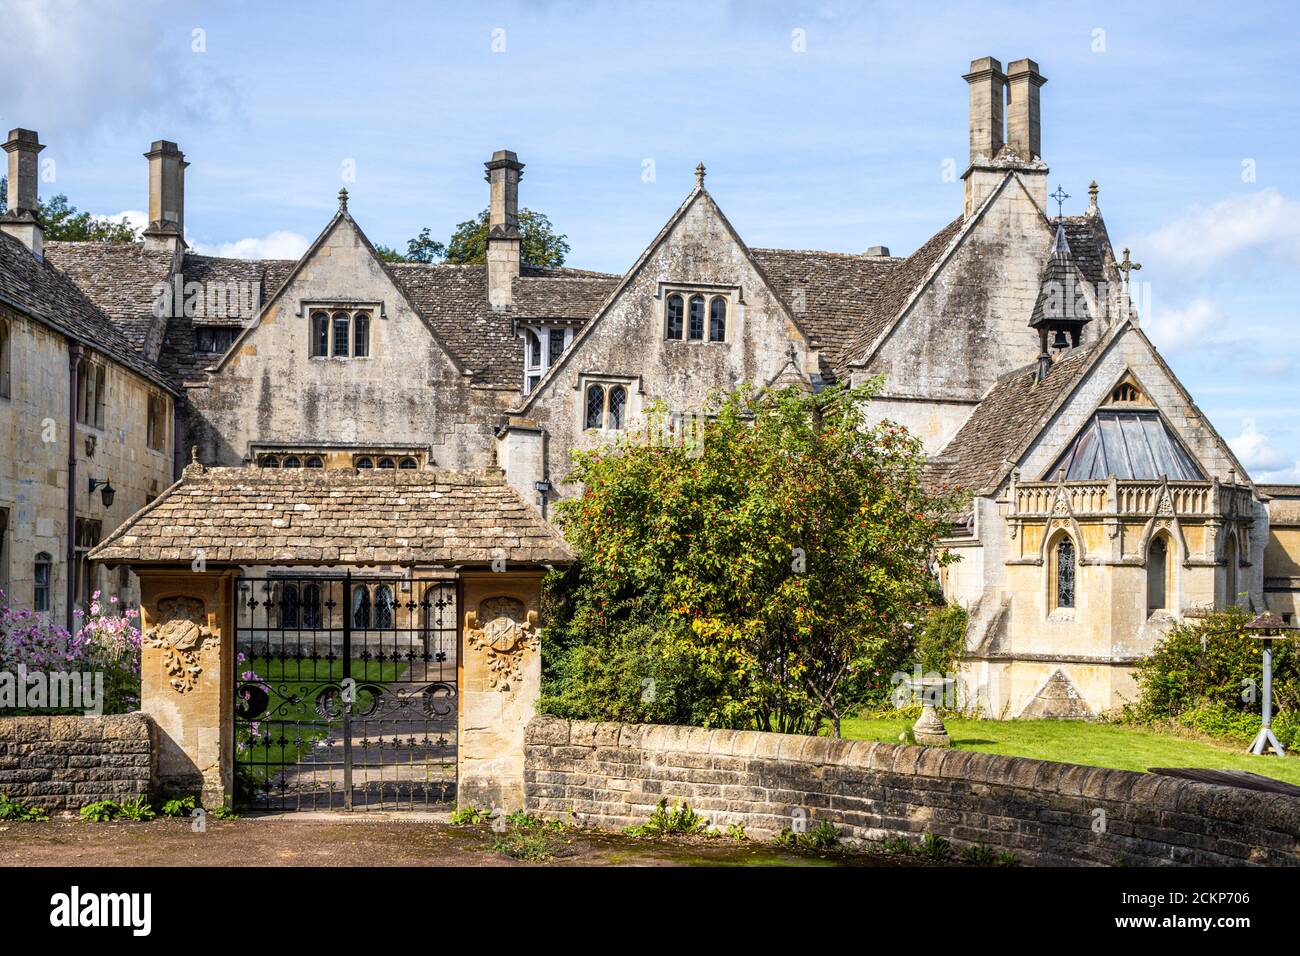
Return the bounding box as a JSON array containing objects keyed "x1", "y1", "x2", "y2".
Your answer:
[{"x1": 233, "y1": 573, "x2": 458, "y2": 811}]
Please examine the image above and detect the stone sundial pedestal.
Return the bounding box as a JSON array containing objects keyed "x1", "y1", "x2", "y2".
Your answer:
[{"x1": 905, "y1": 676, "x2": 954, "y2": 748}]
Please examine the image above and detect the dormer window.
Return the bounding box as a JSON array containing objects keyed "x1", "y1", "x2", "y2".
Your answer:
[
  {"x1": 311, "y1": 309, "x2": 372, "y2": 359},
  {"x1": 194, "y1": 326, "x2": 239, "y2": 355},
  {"x1": 521, "y1": 323, "x2": 573, "y2": 393}
]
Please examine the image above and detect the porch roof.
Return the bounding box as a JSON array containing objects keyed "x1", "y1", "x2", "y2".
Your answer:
[{"x1": 88, "y1": 462, "x2": 575, "y2": 568}]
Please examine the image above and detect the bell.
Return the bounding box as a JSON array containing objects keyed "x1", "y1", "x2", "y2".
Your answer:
[{"x1": 1051, "y1": 329, "x2": 1070, "y2": 350}]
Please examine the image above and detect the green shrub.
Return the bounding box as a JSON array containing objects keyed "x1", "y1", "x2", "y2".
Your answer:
[
  {"x1": 160, "y1": 796, "x2": 197, "y2": 818},
  {"x1": 208, "y1": 804, "x2": 238, "y2": 820},
  {"x1": 959, "y1": 843, "x2": 998, "y2": 865},
  {"x1": 1126, "y1": 608, "x2": 1298, "y2": 745},
  {"x1": 490, "y1": 828, "x2": 557, "y2": 862},
  {"x1": 117, "y1": 797, "x2": 155, "y2": 821},
  {"x1": 80, "y1": 800, "x2": 119, "y2": 822},
  {"x1": 724, "y1": 823, "x2": 747, "y2": 841},
  {"x1": 450, "y1": 805, "x2": 489, "y2": 826},
  {"x1": 775, "y1": 820, "x2": 841, "y2": 851},
  {"x1": 625, "y1": 798, "x2": 708, "y2": 837},
  {"x1": 915, "y1": 603, "x2": 968, "y2": 675},
  {"x1": 918, "y1": 832, "x2": 951, "y2": 860},
  {"x1": 0, "y1": 793, "x2": 49, "y2": 822},
  {"x1": 879, "y1": 835, "x2": 915, "y2": 855}
]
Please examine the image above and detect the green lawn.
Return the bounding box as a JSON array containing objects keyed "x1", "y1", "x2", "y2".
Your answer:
[{"x1": 837, "y1": 716, "x2": 1300, "y2": 787}]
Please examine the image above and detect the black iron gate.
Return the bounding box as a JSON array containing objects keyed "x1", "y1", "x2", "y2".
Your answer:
[{"x1": 233, "y1": 573, "x2": 458, "y2": 811}]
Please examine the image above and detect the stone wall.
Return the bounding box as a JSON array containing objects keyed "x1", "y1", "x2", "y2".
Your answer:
[
  {"x1": 524, "y1": 717, "x2": 1300, "y2": 866},
  {"x1": 0, "y1": 714, "x2": 154, "y2": 811}
]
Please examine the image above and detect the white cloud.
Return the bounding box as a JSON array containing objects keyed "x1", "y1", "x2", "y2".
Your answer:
[
  {"x1": 191, "y1": 231, "x2": 310, "y2": 260},
  {"x1": 107, "y1": 209, "x2": 148, "y2": 235},
  {"x1": 1227, "y1": 418, "x2": 1299, "y2": 482},
  {"x1": 1135, "y1": 189, "x2": 1300, "y2": 273},
  {"x1": 1143, "y1": 297, "x2": 1221, "y2": 354}
]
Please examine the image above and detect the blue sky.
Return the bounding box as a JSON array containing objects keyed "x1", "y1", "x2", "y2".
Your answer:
[{"x1": 5, "y1": 0, "x2": 1300, "y2": 478}]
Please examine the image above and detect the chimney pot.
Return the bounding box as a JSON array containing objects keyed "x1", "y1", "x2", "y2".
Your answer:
[
  {"x1": 2, "y1": 128, "x2": 46, "y2": 257},
  {"x1": 863, "y1": 246, "x2": 891, "y2": 257},
  {"x1": 143, "y1": 139, "x2": 188, "y2": 256},
  {"x1": 1006, "y1": 58, "x2": 1047, "y2": 160},
  {"x1": 485, "y1": 149, "x2": 525, "y2": 309},
  {"x1": 963, "y1": 56, "x2": 1006, "y2": 165}
]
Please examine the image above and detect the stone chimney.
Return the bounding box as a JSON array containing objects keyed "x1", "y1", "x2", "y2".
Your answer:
[
  {"x1": 964, "y1": 57, "x2": 1005, "y2": 165},
  {"x1": 1, "y1": 129, "x2": 45, "y2": 257},
  {"x1": 1006, "y1": 59, "x2": 1046, "y2": 160},
  {"x1": 142, "y1": 140, "x2": 188, "y2": 256},
  {"x1": 484, "y1": 149, "x2": 524, "y2": 310}
]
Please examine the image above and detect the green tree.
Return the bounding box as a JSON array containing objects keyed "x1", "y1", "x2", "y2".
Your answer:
[
  {"x1": 0, "y1": 177, "x2": 137, "y2": 243},
  {"x1": 376, "y1": 226, "x2": 446, "y2": 264},
  {"x1": 445, "y1": 208, "x2": 569, "y2": 266},
  {"x1": 544, "y1": 383, "x2": 965, "y2": 736}
]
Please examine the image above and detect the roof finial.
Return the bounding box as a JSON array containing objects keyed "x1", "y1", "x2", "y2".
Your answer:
[
  {"x1": 1088, "y1": 180, "x2": 1099, "y2": 209},
  {"x1": 1049, "y1": 183, "x2": 1070, "y2": 219},
  {"x1": 191, "y1": 444, "x2": 199, "y2": 464},
  {"x1": 695, "y1": 162, "x2": 706, "y2": 188},
  {"x1": 1118, "y1": 247, "x2": 1142, "y2": 292},
  {"x1": 338, "y1": 187, "x2": 349, "y2": 212}
]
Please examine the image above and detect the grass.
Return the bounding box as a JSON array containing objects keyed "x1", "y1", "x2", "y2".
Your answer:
[
  {"x1": 236, "y1": 656, "x2": 406, "y2": 793},
  {"x1": 836, "y1": 715, "x2": 1300, "y2": 786}
]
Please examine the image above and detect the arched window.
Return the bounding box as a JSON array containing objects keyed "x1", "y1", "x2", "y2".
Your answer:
[
  {"x1": 353, "y1": 312, "x2": 370, "y2": 358},
  {"x1": 377, "y1": 457, "x2": 395, "y2": 469},
  {"x1": 399, "y1": 457, "x2": 417, "y2": 469},
  {"x1": 585, "y1": 385, "x2": 605, "y2": 429},
  {"x1": 1224, "y1": 533, "x2": 1240, "y2": 608},
  {"x1": 281, "y1": 456, "x2": 301, "y2": 468},
  {"x1": 311, "y1": 312, "x2": 329, "y2": 357},
  {"x1": 0, "y1": 316, "x2": 10, "y2": 398},
  {"x1": 352, "y1": 585, "x2": 371, "y2": 629},
  {"x1": 688, "y1": 295, "x2": 705, "y2": 341},
  {"x1": 302, "y1": 583, "x2": 322, "y2": 629},
  {"x1": 1053, "y1": 536, "x2": 1076, "y2": 610},
  {"x1": 1147, "y1": 535, "x2": 1169, "y2": 614},
  {"x1": 608, "y1": 385, "x2": 627, "y2": 430},
  {"x1": 332, "y1": 313, "x2": 350, "y2": 357},
  {"x1": 305, "y1": 456, "x2": 324, "y2": 468},
  {"x1": 527, "y1": 329, "x2": 542, "y2": 367},
  {"x1": 665, "y1": 294, "x2": 684, "y2": 340},
  {"x1": 709, "y1": 297, "x2": 726, "y2": 342},
  {"x1": 280, "y1": 584, "x2": 300, "y2": 629},
  {"x1": 374, "y1": 585, "x2": 395, "y2": 630},
  {"x1": 75, "y1": 357, "x2": 105, "y2": 428},
  {"x1": 260, "y1": 456, "x2": 280, "y2": 468},
  {"x1": 34, "y1": 552, "x2": 51, "y2": 612},
  {"x1": 355, "y1": 456, "x2": 373, "y2": 469}
]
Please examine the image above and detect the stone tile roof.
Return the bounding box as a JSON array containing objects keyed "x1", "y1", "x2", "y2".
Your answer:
[
  {"x1": 389, "y1": 263, "x2": 617, "y2": 388},
  {"x1": 1060, "y1": 215, "x2": 1111, "y2": 288},
  {"x1": 156, "y1": 253, "x2": 296, "y2": 384},
  {"x1": 44, "y1": 241, "x2": 174, "y2": 354},
  {"x1": 89, "y1": 465, "x2": 576, "y2": 567},
  {"x1": 750, "y1": 248, "x2": 901, "y2": 370},
  {"x1": 927, "y1": 344, "x2": 1100, "y2": 494},
  {"x1": 0, "y1": 232, "x2": 175, "y2": 392},
  {"x1": 837, "y1": 216, "x2": 966, "y2": 368}
]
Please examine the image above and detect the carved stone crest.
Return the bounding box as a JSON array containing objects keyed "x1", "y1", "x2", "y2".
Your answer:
[
  {"x1": 146, "y1": 597, "x2": 214, "y2": 693},
  {"x1": 465, "y1": 596, "x2": 538, "y2": 692}
]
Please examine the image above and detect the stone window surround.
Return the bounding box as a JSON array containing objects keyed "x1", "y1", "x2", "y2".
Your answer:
[
  {"x1": 658, "y1": 282, "x2": 739, "y2": 344},
  {"x1": 577, "y1": 373, "x2": 640, "y2": 433},
  {"x1": 301, "y1": 299, "x2": 384, "y2": 360}
]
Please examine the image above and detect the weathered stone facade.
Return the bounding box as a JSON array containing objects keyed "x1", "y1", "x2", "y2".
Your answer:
[
  {"x1": 525, "y1": 716, "x2": 1300, "y2": 866},
  {"x1": 0, "y1": 713, "x2": 153, "y2": 811}
]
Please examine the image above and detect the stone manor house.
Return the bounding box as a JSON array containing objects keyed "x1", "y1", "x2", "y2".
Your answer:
[{"x1": 3, "y1": 55, "x2": 1298, "y2": 720}]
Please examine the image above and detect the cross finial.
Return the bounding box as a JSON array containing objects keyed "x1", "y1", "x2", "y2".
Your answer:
[
  {"x1": 1119, "y1": 247, "x2": 1142, "y2": 281},
  {"x1": 338, "y1": 187, "x2": 349, "y2": 212},
  {"x1": 695, "y1": 162, "x2": 706, "y2": 188},
  {"x1": 1049, "y1": 184, "x2": 1070, "y2": 219}
]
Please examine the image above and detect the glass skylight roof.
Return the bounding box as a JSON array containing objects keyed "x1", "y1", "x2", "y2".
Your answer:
[{"x1": 1049, "y1": 410, "x2": 1203, "y2": 481}]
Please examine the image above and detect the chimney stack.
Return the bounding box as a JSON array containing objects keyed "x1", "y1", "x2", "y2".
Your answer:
[
  {"x1": 484, "y1": 149, "x2": 524, "y2": 310},
  {"x1": 963, "y1": 57, "x2": 1006, "y2": 165},
  {"x1": 1006, "y1": 59, "x2": 1046, "y2": 160},
  {"x1": 142, "y1": 140, "x2": 187, "y2": 257},
  {"x1": 1, "y1": 129, "x2": 45, "y2": 257}
]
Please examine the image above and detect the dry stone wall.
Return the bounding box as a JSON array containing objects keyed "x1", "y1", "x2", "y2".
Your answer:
[
  {"x1": 524, "y1": 716, "x2": 1300, "y2": 866},
  {"x1": 0, "y1": 714, "x2": 153, "y2": 811}
]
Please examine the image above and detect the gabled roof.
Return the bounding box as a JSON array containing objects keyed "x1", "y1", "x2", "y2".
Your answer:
[
  {"x1": 927, "y1": 340, "x2": 1103, "y2": 494},
  {"x1": 0, "y1": 232, "x2": 176, "y2": 393},
  {"x1": 44, "y1": 241, "x2": 174, "y2": 354},
  {"x1": 89, "y1": 464, "x2": 575, "y2": 567},
  {"x1": 750, "y1": 247, "x2": 903, "y2": 370}
]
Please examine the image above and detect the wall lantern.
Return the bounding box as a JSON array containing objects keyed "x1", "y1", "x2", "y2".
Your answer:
[{"x1": 88, "y1": 477, "x2": 115, "y2": 508}]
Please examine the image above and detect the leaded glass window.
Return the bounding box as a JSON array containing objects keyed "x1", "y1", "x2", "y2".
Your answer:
[
  {"x1": 332, "y1": 313, "x2": 350, "y2": 357},
  {"x1": 352, "y1": 586, "x2": 371, "y2": 629},
  {"x1": 608, "y1": 385, "x2": 627, "y2": 430},
  {"x1": 375, "y1": 585, "x2": 395, "y2": 630},
  {"x1": 1055, "y1": 537, "x2": 1076, "y2": 609},
  {"x1": 666, "y1": 295, "x2": 684, "y2": 339},
  {"x1": 585, "y1": 385, "x2": 605, "y2": 429},
  {"x1": 688, "y1": 295, "x2": 705, "y2": 340},
  {"x1": 1147, "y1": 536, "x2": 1168, "y2": 613},
  {"x1": 709, "y1": 297, "x2": 726, "y2": 342}
]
